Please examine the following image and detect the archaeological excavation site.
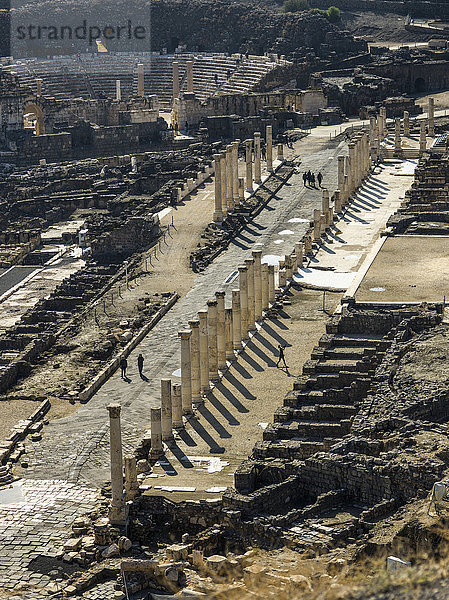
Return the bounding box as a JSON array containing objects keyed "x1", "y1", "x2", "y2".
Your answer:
[{"x1": 4, "y1": 0, "x2": 449, "y2": 598}]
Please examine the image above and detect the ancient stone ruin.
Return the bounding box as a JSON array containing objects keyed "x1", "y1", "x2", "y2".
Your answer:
[{"x1": 2, "y1": 0, "x2": 449, "y2": 598}]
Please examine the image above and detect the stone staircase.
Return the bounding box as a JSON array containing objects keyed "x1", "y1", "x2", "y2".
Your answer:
[{"x1": 255, "y1": 332, "x2": 388, "y2": 461}]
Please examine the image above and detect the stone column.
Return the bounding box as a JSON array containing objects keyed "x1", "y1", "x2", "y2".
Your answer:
[
  {"x1": 238, "y1": 177, "x2": 245, "y2": 203},
  {"x1": 107, "y1": 404, "x2": 126, "y2": 524},
  {"x1": 348, "y1": 143, "x2": 356, "y2": 194},
  {"x1": 150, "y1": 408, "x2": 163, "y2": 458},
  {"x1": 337, "y1": 155, "x2": 346, "y2": 203},
  {"x1": 245, "y1": 139, "x2": 253, "y2": 192},
  {"x1": 380, "y1": 107, "x2": 386, "y2": 140},
  {"x1": 232, "y1": 140, "x2": 240, "y2": 206},
  {"x1": 207, "y1": 300, "x2": 219, "y2": 381},
  {"x1": 252, "y1": 250, "x2": 263, "y2": 322},
  {"x1": 245, "y1": 258, "x2": 256, "y2": 331},
  {"x1": 369, "y1": 116, "x2": 376, "y2": 145},
  {"x1": 428, "y1": 97, "x2": 435, "y2": 137},
  {"x1": 322, "y1": 189, "x2": 330, "y2": 226},
  {"x1": 173, "y1": 61, "x2": 180, "y2": 100},
  {"x1": 266, "y1": 125, "x2": 273, "y2": 171},
  {"x1": 198, "y1": 310, "x2": 209, "y2": 395},
  {"x1": 277, "y1": 143, "x2": 284, "y2": 161},
  {"x1": 187, "y1": 61, "x2": 194, "y2": 94},
  {"x1": 215, "y1": 291, "x2": 226, "y2": 371},
  {"x1": 278, "y1": 268, "x2": 286, "y2": 288},
  {"x1": 220, "y1": 152, "x2": 228, "y2": 218},
  {"x1": 304, "y1": 234, "x2": 313, "y2": 254},
  {"x1": 137, "y1": 63, "x2": 145, "y2": 97},
  {"x1": 220, "y1": 153, "x2": 228, "y2": 218},
  {"x1": 115, "y1": 80, "x2": 121, "y2": 101},
  {"x1": 261, "y1": 262, "x2": 269, "y2": 311},
  {"x1": 334, "y1": 190, "x2": 342, "y2": 214},
  {"x1": 403, "y1": 111, "x2": 410, "y2": 137},
  {"x1": 420, "y1": 121, "x2": 427, "y2": 154},
  {"x1": 313, "y1": 209, "x2": 321, "y2": 241},
  {"x1": 238, "y1": 266, "x2": 249, "y2": 340},
  {"x1": 226, "y1": 145, "x2": 234, "y2": 211},
  {"x1": 284, "y1": 255, "x2": 293, "y2": 280},
  {"x1": 36, "y1": 78, "x2": 42, "y2": 96},
  {"x1": 225, "y1": 308, "x2": 234, "y2": 360},
  {"x1": 254, "y1": 132, "x2": 262, "y2": 184},
  {"x1": 172, "y1": 383, "x2": 183, "y2": 429},
  {"x1": 394, "y1": 118, "x2": 402, "y2": 153},
  {"x1": 362, "y1": 133, "x2": 369, "y2": 177},
  {"x1": 188, "y1": 320, "x2": 201, "y2": 406},
  {"x1": 357, "y1": 136, "x2": 363, "y2": 184},
  {"x1": 213, "y1": 154, "x2": 223, "y2": 223},
  {"x1": 178, "y1": 330, "x2": 192, "y2": 414},
  {"x1": 268, "y1": 265, "x2": 275, "y2": 304},
  {"x1": 124, "y1": 455, "x2": 139, "y2": 501},
  {"x1": 161, "y1": 379, "x2": 173, "y2": 441},
  {"x1": 232, "y1": 290, "x2": 241, "y2": 351},
  {"x1": 295, "y1": 242, "x2": 303, "y2": 271}
]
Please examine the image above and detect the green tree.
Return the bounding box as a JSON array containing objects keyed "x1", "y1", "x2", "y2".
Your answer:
[
  {"x1": 326, "y1": 6, "x2": 341, "y2": 22},
  {"x1": 282, "y1": 0, "x2": 310, "y2": 13}
]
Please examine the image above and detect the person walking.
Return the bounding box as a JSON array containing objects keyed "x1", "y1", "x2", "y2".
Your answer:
[
  {"x1": 276, "y1": 344, "x2": 288, "y2": 368},
  {"x1": 119, "y1": 357, "x2": 128, "y2": 379},
  {"x1": 137, "y1": 353, "x2": 144, "y2": 378},
  {"x1": 311, "y1": 172, "x2": 316, "y2": 188},
  {"x1": 302, "y1": 172, "x2": 308, "y2": 187},
  {"x1": 317, "y1": 172, "x2": 323, "y2": 187}
]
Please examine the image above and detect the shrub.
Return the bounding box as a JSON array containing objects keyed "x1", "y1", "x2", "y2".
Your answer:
[{"x1": 326, "y1": 6, "x2": 341, "y2": 22}]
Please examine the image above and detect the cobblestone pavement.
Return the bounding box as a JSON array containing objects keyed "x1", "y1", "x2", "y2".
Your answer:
[{"x1": 0, "y1": 480, "x2": 99, "y2": 597}]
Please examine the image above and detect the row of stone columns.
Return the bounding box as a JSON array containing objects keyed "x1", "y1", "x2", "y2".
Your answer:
[
  {"x1": 106, "y1": 240, "x2": 307, "y2": 522},
  {"x1": 169, "y1": 250, "x2": 297, "y2": 427},
  {"x1": 336, "y1": 129, "x2": 371, "y2": 211},
  {"x1": 317, "y1": 124, "x2": 377, "y2": 243},
  {"x1": 213, "y1": 125, "x2": 282, "y2": 223},
  {"x1": 213, "y1": 141, "x2": 240, "y2": 222}
]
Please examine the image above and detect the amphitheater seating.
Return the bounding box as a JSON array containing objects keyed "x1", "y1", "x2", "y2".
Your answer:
[{"x1": 4, "y1": 52, "x2": 290, "y2": 105}]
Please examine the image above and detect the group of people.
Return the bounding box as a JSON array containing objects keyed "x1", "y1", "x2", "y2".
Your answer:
[
  {"x1": 302, "y1": 170, "x2": 323, "y2": 189},
  {"x1": 119, "y1": 353, "x2": 145, "y2": 380}
]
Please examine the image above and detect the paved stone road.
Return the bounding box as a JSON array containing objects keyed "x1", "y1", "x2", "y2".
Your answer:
[
  {"x1": 0, "y1": 125, "x2": 378, "y2": 597},
  {"x1": 18, "y1": 132, "x2": 346, "y2": 488}
]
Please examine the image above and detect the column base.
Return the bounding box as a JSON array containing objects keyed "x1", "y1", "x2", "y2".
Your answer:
[
  {"x1": 109, "y1": 501, "x2": 128, "y2": 526},
  {"x1": 213, "y1": 210, "x2": 223, "y2": 222},
  {"x1": 149, "y1": 447, "x2": 164, "y2": 459}
]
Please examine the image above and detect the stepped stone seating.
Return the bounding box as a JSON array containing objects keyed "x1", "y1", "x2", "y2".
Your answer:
[{"x1": 5, "y1": 52, "x2": 286, "y2": 104}]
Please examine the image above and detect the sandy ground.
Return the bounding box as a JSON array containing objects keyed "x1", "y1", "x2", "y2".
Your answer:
[{"x1": 355, "y1": 236, "x2": 449, "y2": 303}]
